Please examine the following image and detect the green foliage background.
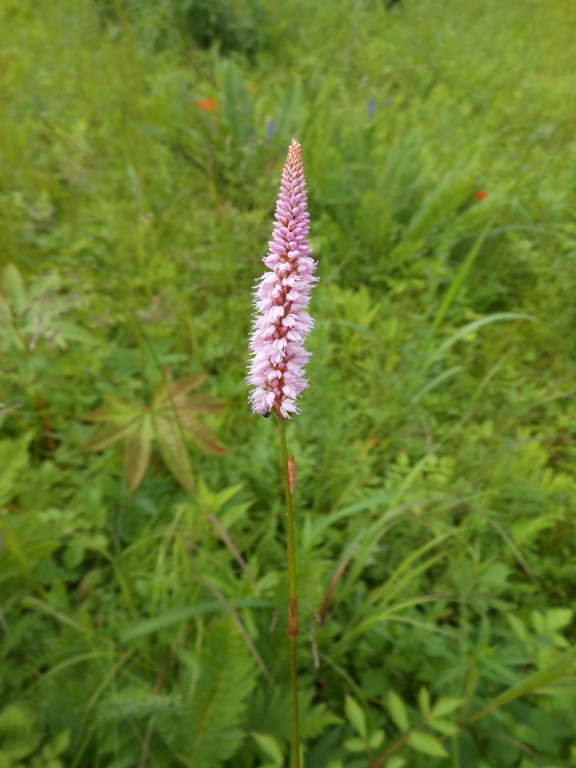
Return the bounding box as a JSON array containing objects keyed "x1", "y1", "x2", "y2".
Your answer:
[{"x1": 1, "y1": 0, "x2": 576, "y2": 766}]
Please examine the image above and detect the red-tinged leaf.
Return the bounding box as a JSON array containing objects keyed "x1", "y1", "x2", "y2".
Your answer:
[
  {"x1": 188, "y1": 423, "x2": 229, "y2": 455},
  {"x1": 124, "y1": 414, "x2": 153, "y2": 491},
  {"x1": 168, "y1": 410, "x2": 229, "y2": 455},
  {"x1": 158, "y1": 405, "x2": 227, "y2": 455},
  {"x1": 153, "y1": 374, "x2": 207, "y2": 406},
  {"x1": 182, "y1": 394, "x2": 224, "y2": 414},
  {"x1": 154, "y1": 415, "x2": 195, "y2": 492},
  {"x1": 82, "y1": 421, "x2": 140, "y2": 452},
  {"x1": 169, "y1": 374, "x2": 207, "y2": 397},
  {"x1": 84, "y1": 397, "x2": 144, "y2": 424},
  {"x1": 170, "y1": 407, "x2": 197, "y2": 432}
]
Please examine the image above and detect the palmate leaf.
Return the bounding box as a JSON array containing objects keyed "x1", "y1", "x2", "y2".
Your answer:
[
  {"x1": 82, "y1": 421, "x2": 141, "y2": 452},
  {"x1": 123, "y1": 414, "x2": 153, "y2": 491},
  {"x1": 153, "y1": 372, "x2": 207, "y2": 406},
  {"x1": 84, "y1": 396, "x2": 145, "y2": 425},
  {"x1": 83, "y1": 370, "x2": 226, "y2": 491},
  {"x1": 183, "y1": 394, "x2": 225, "y2": 415},
  {"x1": 154, "y1": 412, "x2": 196, "y2": 492},
  {"x1": 176, "y1": 412, "x2": 228, "y2": 455}
]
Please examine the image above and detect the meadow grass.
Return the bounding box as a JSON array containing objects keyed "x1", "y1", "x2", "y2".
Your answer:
[{"x1": 1, "y1": 0, "x2": 576, "y2": 766}]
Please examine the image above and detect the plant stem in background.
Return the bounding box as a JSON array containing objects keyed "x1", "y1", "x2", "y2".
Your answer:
[{"x1": 278, "y1": 415, "x2": 300, "y2": 768}]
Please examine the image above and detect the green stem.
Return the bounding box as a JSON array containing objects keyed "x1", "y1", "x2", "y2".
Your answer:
[{"x1": 278, "y1": 415, "x2": 300, "y2": 768}]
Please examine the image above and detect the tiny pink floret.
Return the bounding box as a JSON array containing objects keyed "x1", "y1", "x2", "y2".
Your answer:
[{"x1": 248, "y1": 139, "x2": 318, "y2": 419}]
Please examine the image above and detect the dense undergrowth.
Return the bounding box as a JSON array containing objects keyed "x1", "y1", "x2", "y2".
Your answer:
[{"x1": 1, "y1": 0, "x2": 576, "y2": 766}]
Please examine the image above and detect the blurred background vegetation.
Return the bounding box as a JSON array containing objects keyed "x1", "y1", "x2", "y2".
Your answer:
[{"x1": 1, "y1": 0, "x2": 576, "y2": 766}]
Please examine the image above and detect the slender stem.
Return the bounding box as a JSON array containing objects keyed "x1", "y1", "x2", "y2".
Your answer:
[{"x1": 278, "y1": 415, "x2": 300, "y2": 768}]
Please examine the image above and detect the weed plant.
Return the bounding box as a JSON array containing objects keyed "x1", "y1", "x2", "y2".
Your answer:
[{"x1": 1, "y1": 0, "x2": 576, "y2": 766}]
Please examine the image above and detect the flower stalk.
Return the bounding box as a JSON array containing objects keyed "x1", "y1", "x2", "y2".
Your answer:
[
  {"x1": 247, "y1": 139, "x2": 317, "y2": 768},
  {"x1": 279, "y1": 416, "x2": 300, "y2": 768}
]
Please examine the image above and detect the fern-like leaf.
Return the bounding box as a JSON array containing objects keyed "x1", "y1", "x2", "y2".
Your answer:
[{"x1": 156, "y1": 620, "x2": 256, "y2": 767}]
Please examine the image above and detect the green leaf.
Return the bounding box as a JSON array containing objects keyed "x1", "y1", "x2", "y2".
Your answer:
[
  {"x1": 251, "y1": 732, "x2": 283, "y2": 765},
  {"x1": 405, "y1": 167, "x2": 475, "y2": 242},
  {"x1": 407, "y1": 731, "x2": 449, "y2": 757},
  {"x1": 467, "y1": 653, "x2": 576, "y2": 725},
  {"x1": 427, "y1": 312, "x2": 536, "y2": 368},
  {"x1": 0, "y1": 434, "x2": 31, "y2": 507},
  {"x1": 431, "y1": 697, "x2": 466, "y2": 719},
  {"x1": 428, "y1": 718, "x2": 458, "y2": 736},
  {"x1": 430, "y1": 222, "x2": 492, "y2": 333},
  {"x1": 384, "y1": 758, "x2": 406, "y2": 768},
  {"x1": 49, "y1": 730, "x2": 71, "y2": 756},
  {"x1": 0, "y1": 704, "x2": 39, "y2": 760},
  {"x1": 543, "y1": 608, "x2": 573, "y2": 633},
  {"x1": 344, "y1": 737, "x2": 366, "y2": 753},
  {"x1": 204, "y1": 482, "x2": 244, "y2": 514},
  {"x1": 417, "y1": 687, "x2": 431, "y2": 718},
  {"x1": 369, "y1": 729, "x2": 385, "y2": 749},
  {"x1": 119, "y1": 599, "x2": 271, "y2": 641},
  {"x1": 27, "y1": 272, "x2": 60, "y2": 302},
  {"x1": 2, "y1": 264, "x2": 27, "y2": 315},
  {"x1": 156, "y1": 620, "x2": 256, "y2": 768},
  {"x1": 301, "y1": 698, "x2": 338, "y2": 742},
  {"x1": 507, "y1": 614, "x2": 529, "y2": 642},
  {"x1": 304, "y1": 491, "x2": 394, "y2": 548},
  {"x1": 345, "y1": 696, "x2": 366, "y2": 738},
  {"x1": 0, "y1": 298, "x2": 23, "y2": 351},
  {"x1": 387, "y1": 690, "x2": 409, "y2": 733},
  {"x1": 411, "y1": 365, "x2": 464, "y2": 404},
  {"x1": 56, "y1": 321, "x2": 99, "y2": 345}
]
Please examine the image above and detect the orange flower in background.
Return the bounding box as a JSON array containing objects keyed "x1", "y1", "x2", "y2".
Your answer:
[
  {"x1": 475, "y1": 190, "x2": 488, "y2": 200},
  {"x1": 196, "y1": 99, "x2": 217, "y2": 111}
]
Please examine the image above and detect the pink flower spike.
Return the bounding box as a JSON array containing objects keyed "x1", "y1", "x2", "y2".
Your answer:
[{"x1": 247, "y1": 139, "x2": 318, "y2": 419}]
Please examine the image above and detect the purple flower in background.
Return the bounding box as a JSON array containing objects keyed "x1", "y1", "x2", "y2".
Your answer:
[
  {"x1": 266, "y1": 117, "x2": 275, "y2": 141},
  {"x1": 248, "y1": 139, "x2": 318, "y2": 420},
  {"x1": 367, "y1": 97, "x2": 376, "y2": 122}
]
